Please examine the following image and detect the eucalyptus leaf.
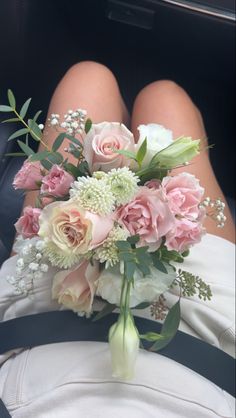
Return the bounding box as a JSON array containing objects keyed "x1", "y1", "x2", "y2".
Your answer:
[
  {"x1": 116, "y1": 241, "x2": 131, "y2": 251},
  {"x1": 0, "y1": 105, "x2": 13, "y2": 112},
  {"x1": 151, "y1": 253, "x2": 168, "y2": 274},
  {"x1": 127, "y1": 235, "x2": 140, "y2": 245},
  {"x1": 28, "y1": 119, "x2": 42, "y2": 140},
  {"x1": 85, "y1": 118, "x2": 92, "y2": 134},
  {"x1": 29, "y1": 150, "x2": 51, "y2": 161},
  {"x1": 52, "y1": 134, "x2": 65, "y2": 152},
  {"x1": 32, "y1": 110, "x2": 42, "y2": 122},
  {"x1": 63, "y1": 162, "x2": 82, "y2": 179},
  {"x1": 7, "y1": 89, "x2": 16, "y2": 109},
  {"x1": 92, "y1": 303, "x2": 117, "y2": 322},
  {"x1": 5, "y1": 152, "x2": 25, "y2": 157},
  {"x1": 41, "y1": 159, "x2": 53, "y2": 170},
  {"x1": 8, "y1": 128, "x2": 29, "y2": 141},
  {"x1": 47, "y1": 152, "x2": 64, "y2": 165},
  {"x1": 17, "y1": 140, "x2": 35, "y2": 157},
  {"x1": 2, "y1": 118, "x2": 19, "y2": 123},
  {"x1": 19, "y1": 98, "x2": 32, "y2": 119}
]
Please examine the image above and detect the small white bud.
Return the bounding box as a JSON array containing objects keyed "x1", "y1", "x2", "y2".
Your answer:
[
  {"x1": 51, "y1": 118, "x2": 58, "y2": 126},
  {"x1": 60, "y1": 122, "x2": 67, "y2": 128},
  {"x1": 38, "y1": 124, "x2": 44, "y2": 130},
  {"x1": 29, "y1": 262, "x2": 39, "y2": 272},
  {"x1": 71, "y1": 121, "x2": 78, "y2": 129},
  {"x1": 40, "y1": 264, "x2": 49, "y2": 273}
]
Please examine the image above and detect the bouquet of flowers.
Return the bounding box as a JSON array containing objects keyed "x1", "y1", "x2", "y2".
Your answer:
[{"x1": 0, "y1": 90, "x2": 226, "y2": 379}]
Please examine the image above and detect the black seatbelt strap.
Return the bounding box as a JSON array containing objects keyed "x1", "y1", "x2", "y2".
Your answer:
[{"x1": 0, "y1": 311, "x2": 235, "y2": 417}]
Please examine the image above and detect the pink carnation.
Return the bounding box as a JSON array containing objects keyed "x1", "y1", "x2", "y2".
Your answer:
[
  {"x1": 161, "y1": 172, "x2": 204, "y2": 220},
  {"x1": 165, "y1": 218, "x2": 205, "y2": 253},
  {"x1": 15, "y1": 206, "x2": 41, "y2": 238},
  {"x1": 41, "y1": 165, "x2": 74, "y2": 197},
  {"x1": 13, "y1": 160, "x2": 43, "y2": 190},
  {"x1": 117, "y1": 186, "x2": 175, "y2": 251}
]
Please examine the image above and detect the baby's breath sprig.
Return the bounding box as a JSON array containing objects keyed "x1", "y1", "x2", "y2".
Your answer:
[
  {"x1": 199, "y1": 196, "x2": 226, "y2": 228},
  {"x1": 172, "y1": 269, "x2": 212, "y2": 301}
]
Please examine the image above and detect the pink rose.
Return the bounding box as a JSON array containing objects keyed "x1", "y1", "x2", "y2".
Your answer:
[
  {"x1": 144, "y1": 179, "x2": 161, "y2": 190},
  {"x1": 13, "y1": 160, "x2": 43, "y2": 190},
  {"x1": 39, "y1": 201, "x2": 114, "y2": 267},
  {"x1": 41, "y1": 165, "x2": 74, "y2": 197},
  {"x1": 165, "y1": 218, "x2": 205, "y2": 253},
  {"x1": 15, "y1": 206, "x2": 41, "y2": 238},
  {"x1": 83, "y1": 122, "x2": 135, "y2": 172},
  {"x1": 52, "y1": 260, "x2": 100, "y2": 314},
  {"x1": 161, "y1": 172, "x2": 204, "y2": 220},
  {"x1": 117, "y1": 187, "x2": 175, "y2": 251}
]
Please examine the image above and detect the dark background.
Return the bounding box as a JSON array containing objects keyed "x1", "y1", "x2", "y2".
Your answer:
[{"x1": 0, "y1": 0, "x2": 235, "y2": 256}]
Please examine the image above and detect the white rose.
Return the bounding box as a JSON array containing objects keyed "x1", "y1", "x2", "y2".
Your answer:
[
  {"x1": 96, "y1": 264, "x2": 175, "y2": 307},
  {"x1": 136, "y1": 123, "x2": 173, "y2": 166}
]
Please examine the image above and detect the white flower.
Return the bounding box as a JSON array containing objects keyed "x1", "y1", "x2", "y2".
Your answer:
[
  {"x1": 95, "y1": 225, "x2": 129, "y2": 267},
  {"x1": 106, "y1": 167, "x2": 139, "y2": 205},
  {"x1": 96, "y1": 264, "x2": 175, "y2": 307},
  {"x1": 70, "y1": 177, "x2": 115, "y2": 215},
  {"x1": 136, "y1": 123, "x2": 173, "y2": 166},
  {"x1": 109, "y1": 312, "x2": 139, "y2": 379}
]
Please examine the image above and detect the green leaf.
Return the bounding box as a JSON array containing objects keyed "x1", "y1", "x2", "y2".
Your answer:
[
  {"x1": 17, "y1": 140, "x2": 35, "y2": 156},
  {"x1": 124, "y1": 261, "x2": 136, "y2": 281},
  {"x1": 7, "y1": 89, "x2": 16, "y2": 109},
  {"x1": 40, "y1": 159, "x2": 53, "y2": 170},
  {"x1": 29, "y1": 150, "x2": 51, "y2": 161},
  {"x1": 136, "y1": 137, "x2": 147, "y2": 165},
  {"x1": 114, "y1": 149, "x2": 136, "y2": 160},
  {"x1": 8, "y1": 128, "x2": 29, "y2": 141},
  {"x1": 63, "y1": 162, "x2": 82, "y2": 178},
  {"x1": 32, "y1": 110, "x2": 42, "y2": 122},
  {"x1": 133, "y1": 302, "x2": 150, "y2": 310},
  {"x1": 136, "y1": 262, "x2": 151, "y2": 276},
  {"x1": 92, "y1": 303, "x2": 117, "y2": 322},
  {"x1": 52, "y1": 133, "x2": 65, "y2": 152},
  {"x1": 118, "y1": 252, "x2": 135, "y2": 262},
  {"x1": 20, "y1": 98, "x2": 31, "y2": 119},
  {"x1": 28, "y1": 119, "x2": 42, "y2": 141},
  {"x1": 150, "y1": 300, "x2": 181, "y2": 351},
  {"x1": 0, "y1": 105, "x2": 13, "y2": 112},
  {"x1": 151, "y1": 253, "x2": 168, "y2": 274},
  {"x1": 47, "y1": 152, "x2": 64, "y2": 165},
  {"x1": 85, "y1": 118, "x2": 92, "y2": 134},
  {"x1": 116, "y1": 241, "x2": 131, "y2": 251},
  {"x1": 5, "y1": 152, "x2": 25, "y2": 157},
  {"x1": 127, "y1": 235, "x2": 140, "y2": 245},
  {"x1": 1, "y1": 118, "x2": 19, "y2": 123},
  {"x1": 140, "y1": 332, "x2": 164, "y2": 342}
]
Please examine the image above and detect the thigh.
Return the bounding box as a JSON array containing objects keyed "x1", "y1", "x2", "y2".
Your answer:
[
  {"x1": 131, "y1": 80, "x2": 234, "y2": 242},
  {"x1": 22, "y1": 61, "x2": 130, "y2": 209}
]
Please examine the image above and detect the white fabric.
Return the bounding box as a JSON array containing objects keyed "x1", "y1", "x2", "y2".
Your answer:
[{"x1": 0, "y1": 233, "x2": 235, "y2": 417}]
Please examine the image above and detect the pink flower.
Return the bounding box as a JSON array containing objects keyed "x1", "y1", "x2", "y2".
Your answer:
[
  {"x1": 41, "y1": 165, "x2": 74, "y2": 197},
  {"x1": 15, "y1": 206, "x2": 41, "y2": 238},
  {"x1": 144, "y1": 179, "x2": 161, "y2": 190},
  {"x1": 83, "y1": 122, "x2": 135, "y2": 172},
  {"x1": 52, "y1": 260, "x2": 100, "y2": 314},
  {"x1": 161, "y1": 172, "x2": 204, "y2": 220},
  {"x1": 39, "y1": 201, "x2": 114, "y2": 266},
  {"x1": 13, "y1": 160, "x2": 43, "y2": 190},
  {"x1": 165, "y1": 218, "x2": 205, "y2": 253},
  {"x1": 117, "y1": 187, "x2": 175, "y2": 251}
]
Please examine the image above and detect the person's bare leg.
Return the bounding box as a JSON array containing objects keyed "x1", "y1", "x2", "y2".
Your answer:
[
  {"x1": 23, "y1": 61, "x2": 129, "y2": 209},
  {"x1": 131, "y1": 80, "x2": 234, "y2": 242}
]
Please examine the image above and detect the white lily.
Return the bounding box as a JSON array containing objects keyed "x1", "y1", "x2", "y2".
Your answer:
[{"x1": 109, "y1": 311, "x2": 139, "y2": 380}]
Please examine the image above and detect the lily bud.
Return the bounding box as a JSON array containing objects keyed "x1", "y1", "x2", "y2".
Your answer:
[
  {"x1": 152, "y1": 137, "x2": 200, "y2": 168},
  {"x1": 109, "y1": 312, "x2": 139, "y2": 380}
]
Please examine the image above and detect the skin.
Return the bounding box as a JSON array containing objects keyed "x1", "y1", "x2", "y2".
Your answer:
[{"x1": 21, "y1": 61, "x2": 235, "y2": 244}]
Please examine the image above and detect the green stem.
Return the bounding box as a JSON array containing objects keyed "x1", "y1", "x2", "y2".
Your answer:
[{"x1": 13, "y1": 109, "x2": 50, "y2": 151}]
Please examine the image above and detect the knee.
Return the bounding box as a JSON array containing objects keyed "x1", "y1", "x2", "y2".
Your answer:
[
  {"x1": 134, "y1": 79, "x2": 201, "y2": 117},
  {"x1": 64, "y1": 61, "x2": 118, "y2": 89}
]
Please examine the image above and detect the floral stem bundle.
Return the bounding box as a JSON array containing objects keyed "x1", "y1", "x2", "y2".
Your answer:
[{"x1": 0, "y1": 90, "x2": 226, "y2": 379}]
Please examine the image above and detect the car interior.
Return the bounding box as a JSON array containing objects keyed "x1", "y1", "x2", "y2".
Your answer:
[{"x1": 0, "y1": 0, "x2": 235, "y2": 265}]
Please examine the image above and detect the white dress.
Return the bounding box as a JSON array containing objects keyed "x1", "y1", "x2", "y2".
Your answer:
[{"x1": 0, "y1": 234, "x2": 235, "y2": 418}]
